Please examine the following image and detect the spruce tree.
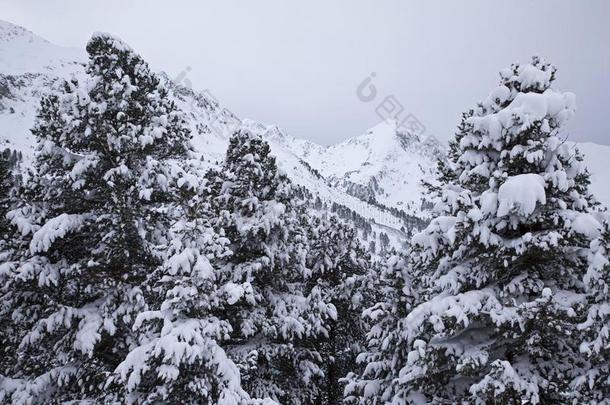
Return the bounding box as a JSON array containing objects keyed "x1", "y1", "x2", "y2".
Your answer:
[
  {"x1": 206, "y1": 130, "x2": 336, "y2": 404},
  {"x1": 0, "y1": 148, "x2": 27, "y2": 390},
  {"x1": 0, "y1": 149, "x2": 13, "y2": 264},
  {"x1": 573, "y1": 220, "x2": 610, "y2": 402},
  {"x1": 1, "y1": 33, "x2": 192, "y2": 403},
  {"x1": 305, "y1": 214, "x2": 372, "y2": 404},
  {"x1": 111, "y1": 159, "x2": 251, "y2": 403},
  {"x1": 343, "y1": 253, "x2": 417, "y2": 403},
  {"x1": 347, "y1": 57, "x2": 605, "y2": 403},
  {"x1": 0, "y1": 149, "x2": 21, "y2": 239}
]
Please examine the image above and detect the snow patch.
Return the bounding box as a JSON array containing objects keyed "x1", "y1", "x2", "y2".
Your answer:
[
  {"x1": 497, "y1": 174, "x2": 546, "y2": 217},
  {"x1": 570, "y1": 213, "x2": 602, "y2": 239},
  {"x1": 30, "y1": 213, "x2": 90, "y2": 253}
]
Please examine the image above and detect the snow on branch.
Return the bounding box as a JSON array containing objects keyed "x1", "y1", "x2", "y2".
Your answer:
[
  {"x1": 29, "y1": 213, "x2": 91, "y2": 254},
  {"x1": 497, "y1": 174, "x2": 546, "y2": 217}
]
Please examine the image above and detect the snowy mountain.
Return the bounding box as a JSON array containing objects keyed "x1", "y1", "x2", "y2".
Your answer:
[
  {"x1": 0, "y1": 21, "x2": 85, "y2": 154},
  {"x1": 279, "y1": 119, "x2": 444, "y2": 215},
  {"x1": 0, "y1": 21, "x2": 84, "y2": 75},
  {"x1": 0, "y1": 20, "x2": 607, "y2": 252},
  {"x1": 0, "y1": 20, "x2": 434, "y2": 252}
]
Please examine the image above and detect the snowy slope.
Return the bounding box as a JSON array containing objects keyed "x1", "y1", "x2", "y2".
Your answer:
[
  {"x1": 165, "y1": 80, "x2": 422, "y2": 249},
  {"x1": 286, "y1": 119, "x2": 444, "y2": 215},
  {"x1": 0, "y1": 21, "x2": 84, "y2": 75},
  {"x1": 0, "y1": 21, "x2": 85, "y2": 155}
]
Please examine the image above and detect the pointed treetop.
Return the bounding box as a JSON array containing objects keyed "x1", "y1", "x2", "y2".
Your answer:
[
  {"x1": 226, "y1": 129, "x2": 276, "y2": 167},
  {"x1": 87, "y1": 31, "x2": 134, "y2": 55},
  {"x1": 85, "y1": 31, "x2": 154, "y2": 87},
  {"x1": 499, "y1": 56, "x2": 557, "y2": 94}
]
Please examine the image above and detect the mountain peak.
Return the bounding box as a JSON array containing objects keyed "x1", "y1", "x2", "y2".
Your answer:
[
  {"x1": 0, "y1": 20, "x2": 84, "y2": 75},
  {"x1": 0, "y1": 20, "x2": 48, "y2": 44},
  {"x1": 338, "y1": 119, "x2": 422, "y2": 158},
  {"x1": 362, "y1": 118, "x2": 401, "y2": 139}
]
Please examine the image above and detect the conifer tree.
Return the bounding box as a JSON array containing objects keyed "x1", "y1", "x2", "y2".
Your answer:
[
  {"x1": 0, "y1": 149, "x2": 21, "y2": 239},
  {"x1": 0, "y1": 33, "x2": 193, "y2": 403},
  {"x1": 111, "y1": 160, "x2": 251, "y2": 404},
  {"x1": 573, "y1": 221, "x2": 610, "y2": 402},
  {"x1": 347, "y1": 57, "x2": 606, "y2": 403},
  {"x1": 305, "y1": 214, "x2": 372, "y2": 404},
  {"x1": 0, "y1": 148, "x2": 26, "y2": 389},
  {"x1": 343, "y1": 253, "x2": 416, "y2": 403},
  {"x1": 206, "y1": 130, "x2": 336, "y2": 404},
  {"x1": 0, "y1": 149, "x2": 13, "y2": 261}
]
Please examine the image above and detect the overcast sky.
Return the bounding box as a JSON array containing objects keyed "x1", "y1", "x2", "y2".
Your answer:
[{"x1": 2, "y1": 0, "x2": 608, "y2": 145}]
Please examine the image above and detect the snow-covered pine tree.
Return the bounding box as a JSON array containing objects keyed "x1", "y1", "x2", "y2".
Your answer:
[
  {"x1": 0, "y1": 148, "x2": 27, "y2": 392},
  {"x1": 347, "y1": 57, "x2": 605, "y2": 404},
  {"x1": 573, "y1": 220, "x2": 610, "y2": 402},
  {"x1": 305, "y1": 214, "x2": 373, "y2": 404},
  {"x1": 0, "y1": 33, "x2": 193, "y2": 403},
  {"x1": 205, "y1": 130, "x2": 336, "y2": 404},
  {"x1": 342, "y1": 252, "x2": 416, "y2": 403},
  {"x1": 111, "y1": 159, "x2": 252, "y2": 404},
  {"x1": 0, "y1": 148, "x2": 20, "y2": 249}
]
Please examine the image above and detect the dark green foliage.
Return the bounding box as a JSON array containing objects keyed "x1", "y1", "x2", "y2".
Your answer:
[
  {"x1": 206, "y1": 130, "x2": 342, "y2": 404},
  {"x1": 0, "y1": 32, "x2": 192, "y2": 403},
  {"x1": 306, "y1": 215, "x2": 374, "y2": 404}
]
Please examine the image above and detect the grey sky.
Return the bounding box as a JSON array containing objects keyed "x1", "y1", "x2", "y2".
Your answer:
[{"x1": 2, "y1": 0, "x2": 608, "y2": 145}]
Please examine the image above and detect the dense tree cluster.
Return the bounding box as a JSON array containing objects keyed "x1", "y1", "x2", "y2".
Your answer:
[
  {"x1": 0, "y1": 31, "x2": 608, "y2": 405},
  {"x1": 0, "y1": 33, "x2": 372, "y2": 404}
]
